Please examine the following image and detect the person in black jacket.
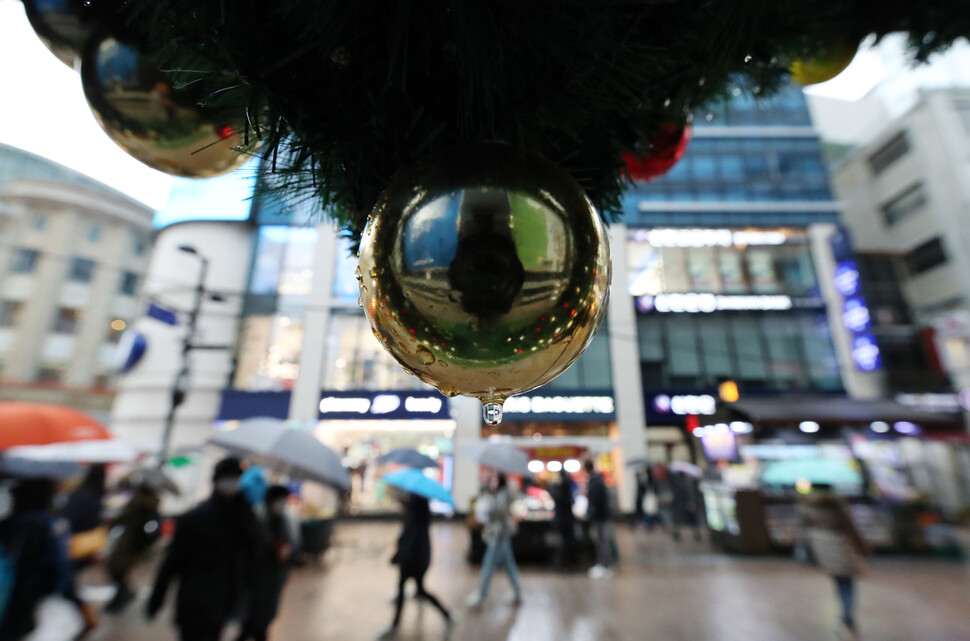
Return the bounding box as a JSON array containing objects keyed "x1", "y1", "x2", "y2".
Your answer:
[
  {"x1": 0, "y1": 479, "x2": 71, "y2": 641},
  {"x1": 584, "y1": 459, "x2": 614, "y2": 578},
  {"x1": 105, "y1": 483, "x2": 161, "y2": 613},
  {"x1": 235, "y1": 485, "x2": 293, "y2": 641},
  {"x1": 379, "y1": 493, "x2": 451, "y2": 639},
  {"x1": 552, "y1": 470, "x2": 576, "y2": 569},
  {"x1": 147, "y1": 458, "x2": 258, "y2": 641}
]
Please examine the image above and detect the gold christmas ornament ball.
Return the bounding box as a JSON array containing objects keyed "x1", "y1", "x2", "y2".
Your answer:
[
  {"x1": 789, "y1": 41, "x2": 858, "y2": 86},
  {"x1": 22, "y1": 0, "x2": 94, "y2": 68},
  {"x1": 80, "y1": 36, "x2": 259, "y2": 178},
  {"x1": 357, "y1": 143, "x2": 611, "y2": 425}
]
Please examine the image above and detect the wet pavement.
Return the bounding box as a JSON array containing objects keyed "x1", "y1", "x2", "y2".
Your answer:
[{"x1": 80, "y1": 522, "x2": 970, "y2": 641}]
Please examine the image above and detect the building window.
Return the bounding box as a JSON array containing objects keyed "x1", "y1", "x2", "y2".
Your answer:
[
  {"x1": 93, "y1": 374, "x2": 111, "y2": 389},
  {"x1": 881, "y1": 183, "x2": 927, "y2": 226},
  {"x1": 68, "y1": 257, "x2": 95, "y2": 283},
  {"x1": 12, "y1": 248, "x2": 39, "y2": 274},
  {"x1": 37, "y1": 366, "x2": 65, "y2": 383},
  {"x1": 905, "y1": 237, "x2": 947, "y2": 276},
  {"x1": 867, "y1": 132, "x2": 910, "y2": 175},
  {"x1": 134, "y1": 238, "x2": 147, "y2": 256},
  {"x1": 119, "y1": 272, "x2": 139, "y2": 296},
  {"x1": 0, "y1": 301, "x2": 23, "y2": 327},
  {"x1": 52, "y1": 308, "x2": 81, "y2": 334},
  {"x1": 87, "y1": 223, "x2": 102, "y2": 243},
  {"x1": 32, "y1": 216, "x2": 47, "y2": 231}
]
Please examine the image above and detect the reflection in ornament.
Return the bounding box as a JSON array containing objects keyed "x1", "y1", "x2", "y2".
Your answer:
[
  {"x1": 624, "y1": 123, "x2": 692, "y2": 182},
  {"x1": 80, "y1": 35, "x2": 259, "y2": 178},
  {"x1": 22, "y1": 0, "x2": 95, "y2": 67},
  {"x1": 357, "y1": 143, "x2": 611, "y2": 424}
]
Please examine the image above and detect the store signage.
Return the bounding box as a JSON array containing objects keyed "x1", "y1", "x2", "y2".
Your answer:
[
  {"x1": 637, "y1": 293, "x2": 793, "y2": 313},
  {"x1": 318, "y1": 391, "x2": 449, "y2": 420},
  {"x1": 631, "y1": 228, "x2": 788, "y2": 248},
  {"x1": 834, "y1": 261, "x2": 861, "y2": 297},
  {"x1": 504, "y1": 395, "x2": 615, "y2": 416},
  {"x1": 851, "y1": 335, "x2": 882, "y2": 372},
  {"x1": 654, "y1": 394, "x2": 716, "y2": 415},
  {"x1": 841, "y1": 297, "x2": 871, "y2": 333},
  {"x1": 895, "y1": 393, "x2": 961, "y2": 413}
]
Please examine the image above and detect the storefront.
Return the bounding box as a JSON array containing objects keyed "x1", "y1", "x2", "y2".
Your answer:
[
  {"x1": 694, "y1": 396, "x2": 968, "y2": 555},
  {"x1": 218, "y1": 389, "x2": 457, "y2": 514}
]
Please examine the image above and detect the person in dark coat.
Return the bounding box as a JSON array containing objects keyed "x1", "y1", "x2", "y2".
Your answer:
[
  {"x1": 105, "y1": 484, "x2": 161, "y2": 613},
  {"x1": 0, "y1": 479, "x2": 72, "y2": 641},
  {"x1": 235, "y1": 485, "x2": 293, "y2": 641},
  {"x1": 62, "y1": 464, "x2": 106, "y2": 537},
  {"x1": 147, "y1": 458, "x2": 259, "y2": 641},
  {"x1": 552, "y1": 470, "x2": 576, "y2": 568},
  {"x1": 379, "y1": 494, "x2": 451, "y2": 639},
  {"x1": 585, "y1": 459, "x2": 614, "y2": 578},
  {"x1": 670, "y1": 471, "x2": 702, "y2": 542}
]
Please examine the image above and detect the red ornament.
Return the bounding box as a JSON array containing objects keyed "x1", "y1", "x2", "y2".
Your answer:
[{"x1": 623, "y1": 123, "x2": 692, "y2": 182}]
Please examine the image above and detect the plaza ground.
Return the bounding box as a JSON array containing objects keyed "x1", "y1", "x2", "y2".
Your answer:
[{"x1": 80, "y1": 522, "x2": 970, "y2": 641}]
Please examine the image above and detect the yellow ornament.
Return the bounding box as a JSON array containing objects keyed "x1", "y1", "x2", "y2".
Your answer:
[
  {"x1": 790, "y1": 41, "x2": 858, "y2": 86},
  {"x1": 357, "y1": 143, "x2": 611, "y2": 425},
  {"x1": 80, "y1": 36, "x2": 259, "y2": 178}
]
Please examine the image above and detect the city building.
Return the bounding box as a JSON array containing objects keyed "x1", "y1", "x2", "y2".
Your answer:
[
  {"x1": 833, "y1": 88, "x2": 970, "y2": 394},
  {"x1": 113, "y1": 84, "x2": 969, "y2": 518},
  {"x1": 0, "y1": 144, "x2": 154, "y2": 417}
]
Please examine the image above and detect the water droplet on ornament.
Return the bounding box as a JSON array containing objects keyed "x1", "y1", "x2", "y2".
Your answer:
[
  {"x1": 705, "y1": 113, "x2": 714, "y2": 121},
  {"x1": 732, "y1": 87, "x2": 742, "y2": 96},
  {"x1": 401, "y1": 367, "x2": 414, "y2": 376},
  {"x1": 354, "y1": 266, "x2": 362, "y2": 281},
  {"x1": 483, "y1": 402, "x2": 504, "y2": 426},
  {"x1": 698, "y1": 77, "x2": 706, "y2": 87},
  {"x1": 415, "y1": 346, "x2": 435, "y2": 365},
  {"x1": 369, "y1": 267, "x2": 378, "y2": 279},
  {"x1": 438, "y1": 384, "x2": 459, "y2": 397},
  {"x1": 664, "y1": 98, "x2": 671, "y2": 108},
  {"x1": 357, "y1": 296, "x2": 363, "y2": 307},
  {"x1": 744, "y1": 54, "x2": 752, "y2": 64},
  {"x1": 438, "y1": 361, "x2": 448, "y2": 368}
]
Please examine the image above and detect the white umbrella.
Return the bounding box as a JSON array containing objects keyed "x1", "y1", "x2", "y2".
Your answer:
[
  {"x1": 669, "y1": 460, "x2": 703, "y2": 478},
  {"x1": 459, "y1": 441, "x2": 531, "y2": 476},
  {"x1": 6, "y1": 439, "x2": 138, "y2": 463},
  {"x1": 209, "y1": 418, "x2": 351, "y2": 491}
]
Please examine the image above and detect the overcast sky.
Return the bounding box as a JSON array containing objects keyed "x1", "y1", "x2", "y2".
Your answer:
[{"x1": 1, "y1": 0, "x2": 968, "y2": 211}]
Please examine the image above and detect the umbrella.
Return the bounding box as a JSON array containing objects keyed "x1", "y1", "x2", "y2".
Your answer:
[
  {"x1": 625, "y1": 458, "x2": 653, "y2": 468},
  {"x1": 669, "y1": 461, "x2": 703, "y2": 478},
  {"x1": 124, "y1": 467, "x2": 181, "y2": 495},
  {"x1": 377, "y1": 448, "x2": 439, "y2": 469},
  {"x1": 0, "y1": 456, "x2": 80, "y2": 479},
  {"x1": 209, "y1": 417, "x2": 351, "y2": 491},
  {"x1": 6, "y1": 440, "x2": 137, "y2": 463},
  {"x1": 0, "y1": 402, "x2": 112, "y2": 449},
  {"x1": 382, "y1": 469, "x2": 453, "y2": 506},
  {"x1": 460, "y1": 441, "x2": 530, "y2": 476}
]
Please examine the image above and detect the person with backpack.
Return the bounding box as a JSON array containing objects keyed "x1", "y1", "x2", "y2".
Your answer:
[
  {"x1": 585, "y1": 459, "x2": 615, "y2": 578},
  {"x1": 0, "y1": 479, "x2": 72, "y2": 641},
  {"x1": 465, "y1": 472, "x2": 522, "y2": 608},
  {"x1": 104, "y1": 483, "x2": 162, "y2": 613}
]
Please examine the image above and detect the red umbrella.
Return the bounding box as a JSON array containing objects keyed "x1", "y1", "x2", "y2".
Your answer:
[{"x1": 0, "y1": 403, "x2": 111, "y2": 450}]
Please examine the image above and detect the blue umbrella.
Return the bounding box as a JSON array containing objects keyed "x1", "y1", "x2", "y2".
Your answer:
[
  {"x1": 0, "y1": 456, "x2": 80, "y2": 479},
  {"x1": 382, "y1": 469, "x2": 454, "y2": 506},
  {"x1": 377, "y1": 448, "x2": 439, "y2": 469}
]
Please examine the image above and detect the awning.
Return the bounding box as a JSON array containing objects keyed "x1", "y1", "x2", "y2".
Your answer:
[{"x1": 719, "y1": 396, "x2": 963, "y2": 430}]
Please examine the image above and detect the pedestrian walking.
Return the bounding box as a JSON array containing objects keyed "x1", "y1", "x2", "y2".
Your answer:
[
  {"x1": 585, "y1": 459, "x2": 615, "y2": 578},
  {"x1": 104, "y1": 483, "x2": 162, "y2": 613},
  {"x1": 0, "y1": 479, "x2": 73, "y2": 641},
  {"x1": 379, "y1": 493, "x2": 452, "y2": 638},
  {"x1": 552, "y1": 470, "x2": 576, "y2": 569},
  {"x1": 670, "y1": 470, "x2": 703, "y2": 542},
  {"x1": 465, "y1": 473, "x2": 522, "y2": 608},
  {"x1": 62, "y1": 464, "x2": 108, "y2": 638},
  {"x1": 235, "y1": 485, "x2": 295, "y2": 641},
  {"x1": 147, "y1": 457, "x2": 259, "y2": 641},
  {"x1": 798, "y1": 488, "x2": 868, "y2": 640}
]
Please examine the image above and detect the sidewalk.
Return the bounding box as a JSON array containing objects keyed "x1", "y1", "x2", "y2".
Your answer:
[{"x1": 80, "y1": 521, "x2": 970, "y2": 641}]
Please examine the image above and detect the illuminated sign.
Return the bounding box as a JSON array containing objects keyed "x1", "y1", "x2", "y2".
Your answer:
[
  {"x1": 504, "y1": 395, "x2": 615, "y2": 416},
  {"x1": 317, "y1": 391, "x2": 449, "y2": 420},
  {"x1": 637, "y1": 293, "x2": 793, "y2": 313},
  {"x1": 834, "y1": 261, "x2": 861, "y2": 297},
  {"x1": 654, "y1": 394, "x2": 716, "y2": 415},
  {"x1": 631, "y1": 228, "x2": 789, "y2": 247},
  {"x1": 894, "y1": 393, "x2": 961, "y2": 412},
  {"x1": 842, "y1": 297, "x2": 872, "y2": 333},
  {"x1": 851, "y1": 335, "x2": 882, "y2": 372}
]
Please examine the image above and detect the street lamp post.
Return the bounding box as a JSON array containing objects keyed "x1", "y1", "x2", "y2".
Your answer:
[{"x1": 156, "y1": 245, "x2": 209, "y2": 470}]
